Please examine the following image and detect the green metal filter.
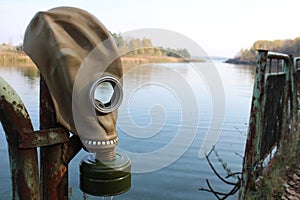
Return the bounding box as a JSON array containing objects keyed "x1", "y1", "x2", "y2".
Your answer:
[{"x1": 80, "y1": 153, "x2": 131, "y2": 196}]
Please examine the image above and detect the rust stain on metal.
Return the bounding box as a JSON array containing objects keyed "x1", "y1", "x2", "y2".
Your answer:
[
  {"x1": 39, "y1": 76, "x2": 82, "y2": 200},
  {"x1": 0, "y1": 76, "x2": 40, "y2": 200},
  {"x1": 40, "y1": 76, "x2": 68, "y2": 200},
  {"x1": 19, "y1": 128, "x2": 69, "y2": 149},
  {"x1": 240, "y1": 50, "x2": 268, "y2": 199},
  {"x1": 1, "y1": 69, "x2": 82, "y2": 199},
  {"x1": 39, "y1": 77, "x2": 82, "y2": 200},
  {"x1": 240, "y1": 50, "x2": 297, "y2": 199},
  {"x1": 261, "y1": 74, "x2": 286, "y2": 158},
  {"x1": 63, "y1": 135, "x2": 82, "y2": 164}
]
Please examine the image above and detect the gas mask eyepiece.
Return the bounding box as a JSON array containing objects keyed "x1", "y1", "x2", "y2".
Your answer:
[{"x1": 90, "y1": 76, "x2": 123, "y2": 114}]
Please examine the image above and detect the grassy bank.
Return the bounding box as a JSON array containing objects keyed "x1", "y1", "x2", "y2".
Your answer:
[
  {"x1": 249, "y1": 129, "x2": 300, "y2": 199},
  {"x1": 0, "y1": 52, "x2": 34, "y2": 66},
  {"x1": 122, "y1": 55, "x2": 184, "y2": 65},
  {"x1": 121, "y1": 55, "x2": 204, "y2": 65},
  {"x1": 0, "y1": 51, "x2": 204, "y2": 67}
]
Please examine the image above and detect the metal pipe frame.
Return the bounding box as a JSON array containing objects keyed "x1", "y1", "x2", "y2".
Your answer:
[
  {"x1": 239, "y1": 49, "x2": 297, "y2": 199},
  {"x1": 0, "y1": 75, "x2": 82, "y2": 200}
]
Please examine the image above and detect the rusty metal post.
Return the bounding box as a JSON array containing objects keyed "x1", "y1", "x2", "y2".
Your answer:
[
  {"x1": 279, "y1": 55, "x2": 298, "y2": 154},
  {"x1": 40, "y1": 76, "x2": 69, "y2": 200},
  {"x1": 239, "y1": 49, "x2": 268, "y2": 199},
  {"x1": 0, "y1": 77, "x2": 40, "y2": 199},
  {"x1": 39, "y1": 76, "x2": 83, "y2": 200},
  {"x1": 294, "y1": 57, "x2": 300, "y2": 114},
  {"x1": 280, "y1": 55, "x2": 294, "y2": 153},
  {"x1": 291, "y1": 57, "x2": 299, "y2": 124}
]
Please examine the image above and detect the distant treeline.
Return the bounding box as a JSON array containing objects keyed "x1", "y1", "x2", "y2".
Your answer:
[
  {"x1": 226, "y1": 37, "x2": 300, "y2": 65},
  {"x1": 0, "y1": 44, "x2": 33, "y2": 65},
  {"x1": 112, "y1": 33, "x2": 191, "y2": 58},
  {"x1": 0, "y1": 34, "x2": 193, "y2": 65}
]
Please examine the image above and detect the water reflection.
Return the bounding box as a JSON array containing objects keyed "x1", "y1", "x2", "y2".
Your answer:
[
  {"x1": 0, "y1": 62, "x2": 255, "y2": 200},
  {"x1": 0, "y1": 64, "x2": 40, "y2": 200},
  {"x1": 19, "y1": 65, "x2": 39, "y2": 81},
  {"x1": 0, "y1": 64, "x2": 40, "y2": 124},
  {"x1": 0, "y1": 64, "x2": 39, "y2": 82}
]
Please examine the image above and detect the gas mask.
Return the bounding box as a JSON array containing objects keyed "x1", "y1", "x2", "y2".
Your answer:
[
  {"x1": 23, "y1": 6, "x2": 123, "y2": 161},
  {"x1": 23, "y1": 7, "x2": 131, "y2": 196}
]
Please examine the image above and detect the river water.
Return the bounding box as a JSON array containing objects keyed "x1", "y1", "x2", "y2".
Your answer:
[{"x1": 0, "y1": 60, "x2": 255, "y2": 199}]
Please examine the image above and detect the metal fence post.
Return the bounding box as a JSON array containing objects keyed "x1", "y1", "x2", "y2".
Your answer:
[
  {"x1": 290, "y1": 57, "x2": 298, "y2": 128},
  {"x1": 40, "y1": 76, "x2": 70, "y2": 200},
  {"x1": 39, "y1": 76, "x2": 83, "y2": 200},
  {"x1": 0, "y1": 77, "x2": 40, "y2": 199},
  {"x1": 288, "y1": 54, "x2": 297, "y2": 137},
  {"x1": 239, "y1": 49, "x2": 268, "y2": 199}
]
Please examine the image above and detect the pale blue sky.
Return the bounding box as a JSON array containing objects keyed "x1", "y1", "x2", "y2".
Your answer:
[{"x1": 1, "y1": 0, "x2": 299, "y2": 57}]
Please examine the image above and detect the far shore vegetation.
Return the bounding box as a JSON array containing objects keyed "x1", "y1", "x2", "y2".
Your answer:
[
  {"x1": 0, "y1": 44, "x2": 34, "y2": 66},
  {"x1": 0, "y1": 33, "x2": 204, "y2": 66},
  {"x1": 225, "y1": 36, "x2": 300, "y2": 65}
]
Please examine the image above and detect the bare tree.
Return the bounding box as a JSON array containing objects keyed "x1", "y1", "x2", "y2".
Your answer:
[{"x1": 199, "y1": 146, "x2": 242, "y2": 200}]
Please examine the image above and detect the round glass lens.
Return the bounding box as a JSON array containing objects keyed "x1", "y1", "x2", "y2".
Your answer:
[
  {"x1": 91, "y1": 76, "x2": 123, "y2": 113},
  {"x1": 94, "y1": 82, "x2": 114, "y2": 105}
]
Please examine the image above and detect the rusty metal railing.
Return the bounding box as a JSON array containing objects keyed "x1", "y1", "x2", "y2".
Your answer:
[
  {"x1": 39, "y1": 76, "x2": 82, "y2": 200},
  {"x1": 0, "y1": 76, "x2": 82, "y2": 200},
  {"x1": 0, "y1": 76, "x2": 40, "y2": 199},
  {"x1": 294, "y1": 57, "x2": 300, "y2": 111},
  {"x1": 239, "y1": 50, "x2": 298, "y2": 199}
]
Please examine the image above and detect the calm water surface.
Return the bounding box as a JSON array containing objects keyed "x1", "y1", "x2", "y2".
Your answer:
[{"x1": 0, "y1": 61, "x2": 255, "y2": 199}]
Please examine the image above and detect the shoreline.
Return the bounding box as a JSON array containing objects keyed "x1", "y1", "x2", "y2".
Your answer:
[
  {"x1": 0, "y1": 52, "x2": 35, "y2": 66},
  {"x1": 224, "y1": 57, "x2": 256, "y2": 65},
  {"x1": 0, "y1": 51, "x2": 204, "y2": 66},
  {"x1": 121, "y1": 55, "x2": 204, "y2": 66},
  {"x1": 248, "y1": 127, "x2": 300, "y2": 199}
]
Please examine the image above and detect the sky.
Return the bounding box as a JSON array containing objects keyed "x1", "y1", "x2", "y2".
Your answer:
[{"x1": 1, "y1": 0, "x2": 300, "y2": 57}]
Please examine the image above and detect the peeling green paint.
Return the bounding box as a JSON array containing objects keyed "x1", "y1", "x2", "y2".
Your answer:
[
  {"x1": 0, "y1": 77, "x2": 30, "y2": 119},
  {"x1": 19, "y1": 128, "x2": 69, "y2": 149},
  {"x1": 239, "y1": 50, "x2": 298, "y2": 199},
  {"x1": 0, "y1": 75, "x2": 40, "y2": 200},
  {"x1": 0, "y1": 75, "x2": 81, "y2": 200}
]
